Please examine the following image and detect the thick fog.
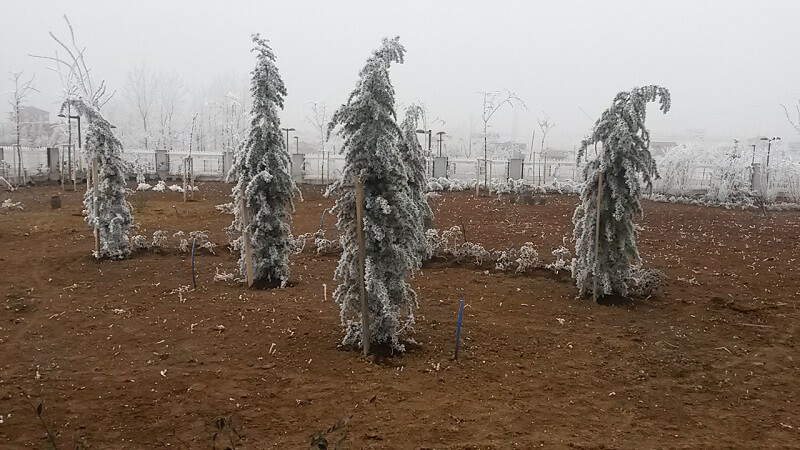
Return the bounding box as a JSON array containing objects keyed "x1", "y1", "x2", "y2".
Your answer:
[{"x1": 2, "y1": 0, "x2": 800, "y2": 149}]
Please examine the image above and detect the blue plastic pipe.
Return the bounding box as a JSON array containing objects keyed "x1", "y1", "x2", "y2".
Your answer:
[
  {"x1": 320, "y1": 208, "x2": 328, "y2": 229},
  {"x1": 454, "y1": 295, "x2": 466, "y2": 360},
  {"x1": 191, "y1": 238, "x2": 197, "y2": 289}
]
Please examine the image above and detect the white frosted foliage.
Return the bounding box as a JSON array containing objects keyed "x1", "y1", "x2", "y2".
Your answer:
[
  {"x1": 398, "y1": 104, "x2": 434, "y2": 262},
  {"x1": 229, "y1": 34, "x2": 296, "y2": 287},
  {"x1": 328, "y1": 37, "x2": 420, "y2": 352},
  {"x1": 572, "y1": 85, "x2": 671, "y2": 297},
  {"x1": 64, "y1": 98, "x2": 133, "y2": 260}
]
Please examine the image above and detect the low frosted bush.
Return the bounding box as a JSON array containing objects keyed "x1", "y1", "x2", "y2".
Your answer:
[
  {"x1": 215, "y1": 202, "x2": 235, "y2": 214},
  {"x1": 151, "y1": 230, "x2": 169, "y2": 250},
  {"x1": 546, "y1": 246, "x2": 573, "y2": 275},
  {"x1": 515, "y1": 242, "x2": 541, "y2": 272},
  {"x1": 627, "y1": 265, "x2": 665, "y2": 297},
  {"x1": 131, "y1": 234, "x2": 148, "y2": 251}
]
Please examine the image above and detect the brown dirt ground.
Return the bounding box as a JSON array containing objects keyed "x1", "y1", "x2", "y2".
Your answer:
[{"x1": 0, "y1": 182, "x2": 798, "y2": 449}]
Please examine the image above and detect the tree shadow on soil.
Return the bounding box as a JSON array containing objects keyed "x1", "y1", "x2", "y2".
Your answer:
[
  {"x1": 338, "y1": 340, "x2": 423, "y2": 367},
  {"x1": 251, "y1": 278, "x2": 294, "y2": 289}
]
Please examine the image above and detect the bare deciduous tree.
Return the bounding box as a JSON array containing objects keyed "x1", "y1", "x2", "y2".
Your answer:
[
  {"x1": 781, "y1": 100, "x2": 800, "y2": 136},
  {"x1": 31, "y1": 14, "x2": 132, "y2": 260},
  {"x1": 6, "y1": 71, "x2": 39, "y2": 183},
  {"x1": 124, "y1": 63, "x2": 157, "y2": 149},
  {"x1": 29, "y1": 15, "x2": 116, "y2": 110},
  {"x1": 537, "y1": 113, "x2": 556, "y2": 151},
  {"x1": 477, "y1": 89, "x2": 526, "y2": 190},
  {"x1": 155, "y1": 72, "x2": 187, "y2": 151},
  {"x1": 305, "y1": 101, "x2": 329, "y2": 182}
]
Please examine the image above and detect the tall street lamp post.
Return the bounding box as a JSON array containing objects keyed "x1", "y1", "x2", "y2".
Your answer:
[
  {"x1": 436, "y1": 131, "x2": 446, "y2": 157},
  {"x1": 415, "y1": 129, "x2": 432, "y2": 155},
  {"x1": 281, "y1": 127, "x2": 295, "y2": 153},
  {"x1": 58, "y1": 109, "x2": 81, "y2": 190}
]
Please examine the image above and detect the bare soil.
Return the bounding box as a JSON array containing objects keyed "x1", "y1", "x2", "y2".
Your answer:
[{"x1": 0, "y1": 182, "x2": 798, "y2": 449}]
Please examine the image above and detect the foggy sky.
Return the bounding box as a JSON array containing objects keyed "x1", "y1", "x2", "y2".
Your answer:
[{"x1": 2, "y1": 0, "x2": 800, "y2": 148}]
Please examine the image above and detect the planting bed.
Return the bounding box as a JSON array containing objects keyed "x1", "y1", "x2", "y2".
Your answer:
[{"x1": 0, "y1": 182, "x2": 798, "y2": 448}]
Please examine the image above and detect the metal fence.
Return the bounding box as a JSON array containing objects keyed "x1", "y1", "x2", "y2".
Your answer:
[
  {"x1": 0, "y1": 146, "x2": 228, "y2": 182},
  {"x1": 3, "y1": 147, "x2": 794, "y2": 200},
  {"x1": 0, "y1": 146, "x2": 722, "y2": 189}
]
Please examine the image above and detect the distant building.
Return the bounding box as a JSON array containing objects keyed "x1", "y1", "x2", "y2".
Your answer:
[
  {"x1": 650, "y1": 141, "x2": 678, "y2": 156},
  {"x1": 540, "y1": 149, "x2": 574, "y2": 161},
  {"x1": 18, "y1": 105, "x2": 50, "y2": 124},
  {"x1": 495, "y1": 141, "x2": 527, "y2": 154},
  {"x1": 3, "y1": 106, "x2": 58, "y2": 146}
]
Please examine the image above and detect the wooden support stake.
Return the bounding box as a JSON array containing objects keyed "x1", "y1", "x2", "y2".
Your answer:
[
  {"x1": 241, "y1": 184, "x2": 254, "y2": 287},
  {"x1": 72, "y1": 149, "x2": 77, "y2": 191},
  {"x1": 60, "y1": 148, "x2": 64, "y2": 191},
  {"x1": 543, "y1": 153, "x2": 548, "y2": 185},
  {"x1": 475, "y1": 160, "x2": 480, "y2": 197},
  {"x1": 85, "y1": 156, "x2": 91, "y2": 191},
  {"x1": 488, "y1": 160, "x2": 493, "y2": 195},
  {"x1": 592, "y1": 170, "x2": 603, "y2": 303},
  {"x1": 189, "y1": 159, "x2": 195, "y2": 200},
  {"x1": 93, "y1": 156, "x2": 100, "y2": 257},
  {"x1": 183, "y1": 159, "x2": 188, "y2": 203},
  {"x1": 353, "y1": 175, "x2": 370, "y2": 356}
]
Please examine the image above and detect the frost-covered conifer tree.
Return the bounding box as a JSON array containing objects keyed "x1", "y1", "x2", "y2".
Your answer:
[
  {"x1": 328, "y1": 36, "x2": 420, "y2": 352},
  {"x1": 572, "y1": 85, "x2": 671, "y2": 298},
  {"x1": 31, "y1": 15, "x2": 132, "y2": 259},
  {"x1": 64, "y1": 99, "x2": 133, "y2": 259},
  {"x1": 398, "y1": 104, "x2": 433, "y2": 261},
  {"x1": 229, "y1": 34, "x2": 295, "y2": 287}
]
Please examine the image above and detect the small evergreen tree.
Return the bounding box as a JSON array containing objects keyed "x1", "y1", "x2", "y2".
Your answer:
[
  {"x1": 63, "y1": 98, "x2": 133, "y2": 259},
  {"x1": 229, "y1": 34, "x2": 296, "y2": 287},
  {"x1": 572, "y1": 85, "x2": 671, "y2": 298},
  {"x1": 33, "y1": 15, "x2": 131, "y2": 259},
  {"x1": 398, "y1": 103, "x2": 433, "y2": 261},
  {"x1": 328, "y1": 36, "x2": 419, "y2": 352}
]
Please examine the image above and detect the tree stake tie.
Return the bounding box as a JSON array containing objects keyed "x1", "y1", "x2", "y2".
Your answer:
[
  {"x1": 191, "y1": 237, "x2": 197, "y2": 289},
  {"x1": 454, "y1": 293, "x2": 466, "y2": 360}
]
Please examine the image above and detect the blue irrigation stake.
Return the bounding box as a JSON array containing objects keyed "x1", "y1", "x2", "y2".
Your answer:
[
  {"x1": 320, "y1": 208, "x2": 328, "y2": 229},
  {"x1": 454, "y1": 293, "x2": 466, "y2": 360},
  {"x1": 191, "y1": 238, "x2": 197, "y2": 289}
]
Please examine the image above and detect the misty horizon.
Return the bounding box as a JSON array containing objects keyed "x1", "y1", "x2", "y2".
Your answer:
[{"x1": 2, "y1": 0, "x2": 800, "y2": 151}]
